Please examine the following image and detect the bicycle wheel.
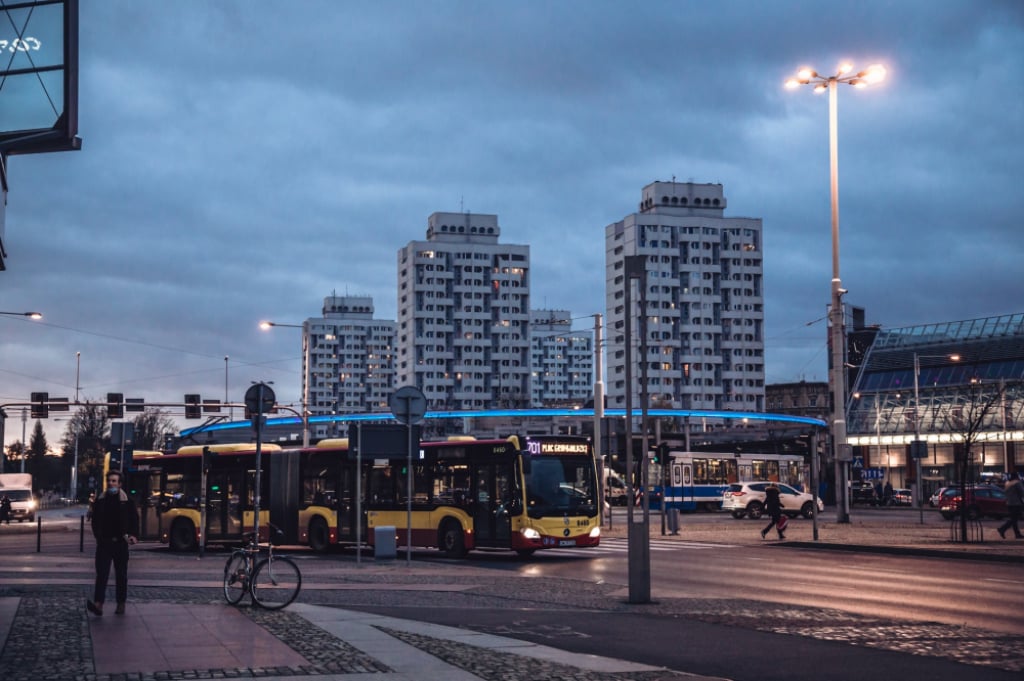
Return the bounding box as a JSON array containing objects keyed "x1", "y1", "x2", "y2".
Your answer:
[
  {"x1": 223, "y1": 551, "x2": 249, "y2": 605},
  {"x1": 251, "y1": 556, "x2": 301, "y2": 610}
]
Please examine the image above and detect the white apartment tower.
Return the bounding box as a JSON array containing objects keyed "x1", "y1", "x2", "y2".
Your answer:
[
  {"x1": 397, "y1": 212, "x2": 531, "y2": 410},
  {"x1": 530, "y1": 310, "x2": 593, "y2": 406},
  {"x1": 605, "y1": 181, "x2": 764, "y2": 413},
  {"x1": 305, "y1": 295, "x2": 396, "y2": 439}
]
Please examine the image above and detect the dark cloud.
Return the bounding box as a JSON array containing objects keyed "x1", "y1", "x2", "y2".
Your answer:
[{"x1": 2, "y1": 1, "x2": 1020, "y2": 446}]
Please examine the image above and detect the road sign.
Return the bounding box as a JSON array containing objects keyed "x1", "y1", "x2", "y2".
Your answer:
[
  {"x1": 852, "y1": 455, "x2": 864, "y2": 469},
  {"x1": 244, "y1": 383, "x2": 276, "y2": 415},
  {"x1": 389, "y1": 386, "x2": 426, "y2": 425}
]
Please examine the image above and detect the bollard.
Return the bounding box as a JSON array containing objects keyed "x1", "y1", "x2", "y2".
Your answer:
[
  {"x1": 37, "y1": 516, "x2": 42, "y2": 552},
  {"x1": 80, "y1": 516, "x2": 86, "y2": 553}
]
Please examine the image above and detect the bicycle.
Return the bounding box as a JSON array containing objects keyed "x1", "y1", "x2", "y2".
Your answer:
[{"x1": 223, "y1": 523, "x2": 302, "y2": 610}]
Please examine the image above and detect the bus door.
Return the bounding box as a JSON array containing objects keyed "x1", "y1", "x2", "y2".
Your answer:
[
  {"x1": 270, "y1": 451, "x2": 300, "y2": 543},
  {"x1": 673, "y1": 462, "x2": 692, "y2": 509},
  {"x1": 204, "y1": 469, "x2": 234, "y2": 542},
  {"x1": 133, "y1": 470, "x2": 162, "y2": 541},
  {"x1": 336, "y1": 463, "x2": 361, "y2": 541},
  {"x1": 471, "y1": 463, "x2": 513, "y2": 546}
]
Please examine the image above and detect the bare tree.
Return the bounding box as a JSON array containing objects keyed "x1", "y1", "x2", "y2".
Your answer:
[
  {"x1": 132, "y1": 408, "x2": 178, "y2": 451},
  {"x1": 941, "y1": 380, "x2": 1013, "y2": 542},
  {"x1": 59, "y1": 402, "x2": 110, "y2": 496}
]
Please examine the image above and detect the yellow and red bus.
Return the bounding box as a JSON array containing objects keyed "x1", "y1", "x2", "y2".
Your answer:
[
  {"x1": 352, "y1": 434, "x2": 601, "y2": 557},
  {"x1": 123, "y1": 442, "x2": 362, "y2": 552}
]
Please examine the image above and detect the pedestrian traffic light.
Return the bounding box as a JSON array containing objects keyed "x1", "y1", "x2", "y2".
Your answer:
[
  {"x1": 184, "y1": 394, "x2": 201, "y2": 419},
  {"x1": 107, "y1": 393, "x2": 124, "y2": 419},
  {"x1": 30, "y1": 392, "x2": 48, "y2": 419}
]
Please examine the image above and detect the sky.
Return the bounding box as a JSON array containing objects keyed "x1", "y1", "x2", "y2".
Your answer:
[{"x1": 2, "y1": 0, "x2": 1022, "y2": 449}]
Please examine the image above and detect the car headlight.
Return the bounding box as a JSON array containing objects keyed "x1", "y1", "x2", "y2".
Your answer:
[
  {"x1": 27, "y1": 500, "x2": 37, "y2": 510},
  {"x1": 521, "y1": 527, "x2": 541, "y2": 540}
]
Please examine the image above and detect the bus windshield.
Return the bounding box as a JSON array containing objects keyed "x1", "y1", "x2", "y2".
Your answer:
[{"x1": 526, "y1": 456, "x2": 597, "y2": 515}]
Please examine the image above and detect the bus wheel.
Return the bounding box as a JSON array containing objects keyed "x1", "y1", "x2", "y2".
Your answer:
[
  {"x1": 169, "y1": 518, "x2": 197, "y2": 552},
  {"x1": 439, "y1": 520, "x2": 466, "y2": 558},
  {"x1": 746, "y1": 502, "x2": 764, "y2": 520},
  {"x1": 308, "y1": 517, "x2": 330, "y2": 553}
]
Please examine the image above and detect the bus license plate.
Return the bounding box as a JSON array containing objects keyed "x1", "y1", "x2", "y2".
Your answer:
[{"x1": 559, "y1": 539, "x2": 576, "y2": 547}]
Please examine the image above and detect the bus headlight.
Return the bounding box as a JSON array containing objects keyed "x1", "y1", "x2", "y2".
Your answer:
[
  {"x1": 520, "y1": 527, "x2": 541, "y2": 540},
  {"x1": 589, "y1": 526, "x2": 601, "y2": 538}
]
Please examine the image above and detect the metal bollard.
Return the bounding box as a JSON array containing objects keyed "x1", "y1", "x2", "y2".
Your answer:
[
  {"x1": 80, "y1": 516, "x2": 86, "y2": 553},
  {"x1": 37, "y1": 516, "x2": 42, "y2": 552}
]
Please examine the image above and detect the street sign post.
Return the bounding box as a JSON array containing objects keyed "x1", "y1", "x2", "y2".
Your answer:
[{"x1": 390, "y1": 386, "x2": 426, "y2": 565}]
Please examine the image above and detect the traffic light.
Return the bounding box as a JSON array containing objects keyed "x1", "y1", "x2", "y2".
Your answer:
[
  {"x1": 184, "y1": 394, "x2": 201, "y2": 419},
  {"x1": 107, "y1": 393, "x2": 124, "y2": 419},
  {"x1": 30, "y1": 392, "x2": 48, "y2": 419}
]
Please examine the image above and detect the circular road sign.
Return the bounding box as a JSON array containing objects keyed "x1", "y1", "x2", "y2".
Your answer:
[
  {"x1": 244, "y1": 383, "x2": 276, "y2": 415},
  {"x1": 390, "y1": 385, "x2": 427, "y2": 425}
]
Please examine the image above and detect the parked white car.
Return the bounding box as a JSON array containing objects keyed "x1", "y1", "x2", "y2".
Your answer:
[{"x1": 721, "y1": 481, "x2": 823, "y2": 520}]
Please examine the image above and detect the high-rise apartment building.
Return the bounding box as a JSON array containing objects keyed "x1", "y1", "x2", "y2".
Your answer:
[
  {"x1": 605, "y1": 181, "x2": 764, "y2": 413},
  {"x1": 397, "y1": 212, "x2": 530, "y2": 410},
  {"x1": 305, "y1": 295, "x2": 396, "y2": 439},
  {"x1": 530, "y1": 310, "x2": 593, "y2": 407}
]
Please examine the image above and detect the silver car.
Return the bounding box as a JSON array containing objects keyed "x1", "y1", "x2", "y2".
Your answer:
[{"x1": 721, "y1": 481, "x2": 823, "y2": 520}]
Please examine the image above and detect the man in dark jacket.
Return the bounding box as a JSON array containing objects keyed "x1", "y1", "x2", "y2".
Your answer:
[{"x1": 87, "y1": 470, "x2": 139, "y2": 616}]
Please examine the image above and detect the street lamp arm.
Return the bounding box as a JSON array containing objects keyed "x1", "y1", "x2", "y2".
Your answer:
[{"x1": 0, "y1": 311, "x2": 42, "y2": 319}]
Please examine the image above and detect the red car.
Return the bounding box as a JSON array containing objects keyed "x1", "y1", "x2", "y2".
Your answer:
[{"x1": 939, "y1": 485, "x2": 1007, "y2": 520}]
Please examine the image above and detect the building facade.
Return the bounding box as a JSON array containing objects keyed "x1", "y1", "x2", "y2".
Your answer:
[
  {"x1": 396, "y1": 212, "x2": 531, "y2": 410},
  {"x1": 605, "y1": 181, "x2": 765, "y2": 415},
  {"x1": 846, "y1": 312, "x2": 1024, "y2": 493},
  {"x1": 305, "y1": 295, "x2": 396, "y2": 439},
  {"x1": 529, "y1": 309, "x2": 593, "y2": 407}
]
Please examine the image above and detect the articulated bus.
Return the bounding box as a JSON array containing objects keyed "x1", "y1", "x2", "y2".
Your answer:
[
  {"x1": 124, "y1": 442, "x2": 362, "y2": 552},
  {"x1": 350, "y1": 434, "x2": 602, "y2": 557},
  {"x1": 653, "y1": 451, "x2": 807, "y2": 512},
  {"x1": 120, "y1": 434, "x2": 601, "y2": 558}
]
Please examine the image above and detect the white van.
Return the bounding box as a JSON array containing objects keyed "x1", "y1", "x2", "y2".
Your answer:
[
  {"x1": 0, "y1": 473, "x2": 36, "y2": 522},
  {"x1": 603, "y1": 469, "x2": 628, "y2": 506}
]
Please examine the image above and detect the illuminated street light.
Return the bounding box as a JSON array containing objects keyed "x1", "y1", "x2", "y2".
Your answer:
[
  {"x1": 259, "y1": 320, "x2": 310, "y2": 447},
  {"x1": 0, "y1": 310, "x2": 42, "y2": 319},
  {"x1": 786, "y1": 62, "x2": 886, "y2": 523}
]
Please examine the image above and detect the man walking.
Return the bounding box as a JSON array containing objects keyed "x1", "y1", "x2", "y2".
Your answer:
[
  {"x1": 87, "y1": 470, "x2": 139, "y2": 616},
  {"x1": 997, "y1": 473, "x2": 1023, "y2": 540}
]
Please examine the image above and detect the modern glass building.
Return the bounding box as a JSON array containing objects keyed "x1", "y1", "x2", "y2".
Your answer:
[{"x1": 846, "y1": 312, "x2": 1024, "y2": 494}]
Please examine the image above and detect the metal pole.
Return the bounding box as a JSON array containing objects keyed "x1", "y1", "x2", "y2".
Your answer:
[
  {"x1": 406, "y1": 421, "x2": 413, "y2": 566},
  {"x1": 21, "y1": 408, "x2": 26, "y2": 473},
  {"x1": 593, "y1": 314, "x2": 606, "y2": 527},
  {"x1": 811, "y1": 429, "x2": 820, "y2": 541},
  {"x1": 253, "y1": 384, "x2": 265, "y2": 543},
  {"x1": 72, "y1": 435, "x2": 79, "y2": 502},
  {"x1": 624, "y1": 254, "x2": 650, "y2": 604},
  {"x1": 302, "y1": 322, "x2": 311, "y2": 447},
  {"x1": 356, "y1": 422, "x2": 362, "y2": 566},
  {"x1": 828, "y1": 77, "x2": 850, "y2": 523},
  {"x1": 914, "y1": 354, "x2": 924, "y2": 525}
]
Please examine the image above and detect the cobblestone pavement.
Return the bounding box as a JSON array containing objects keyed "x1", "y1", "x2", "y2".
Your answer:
[
  {"x1": 2, "y1": 514, "x2": 1022, "y2": 680},
  {"x1": 2, "y1": 572, "x2": 1022, "y2": 680}
]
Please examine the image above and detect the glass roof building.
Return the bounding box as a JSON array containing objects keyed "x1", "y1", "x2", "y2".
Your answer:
[{"x1": 846, "y1": 312, "x2": 1024, "y2": 490}]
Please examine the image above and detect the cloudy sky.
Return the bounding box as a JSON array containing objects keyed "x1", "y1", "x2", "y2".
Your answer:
[{"x1": 2, "y1": 0, "x2": 1022, "y2": 447}]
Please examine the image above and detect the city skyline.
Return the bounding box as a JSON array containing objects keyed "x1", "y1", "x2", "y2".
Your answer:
[{"x1": 2, "y1": 1, "x2": 1021, "y2": 446}]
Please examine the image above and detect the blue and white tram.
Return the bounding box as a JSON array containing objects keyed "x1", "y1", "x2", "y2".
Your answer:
[{"x1": 653, "y1": 451, "x2": 807, "y2": 512}]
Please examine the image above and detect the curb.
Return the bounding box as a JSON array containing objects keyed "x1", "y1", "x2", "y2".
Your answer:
[{"x1": 780, "y1": 540, "x2": 1024, "y2": 564}]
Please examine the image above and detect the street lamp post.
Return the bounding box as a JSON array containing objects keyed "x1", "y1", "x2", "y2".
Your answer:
[
  {"x1": 259, "y1": 320, "x2": 311, "y2": 447},
  {"x1": 913, "y1": 352, "x2": 960, "y2": 524},
  {"x1": 786, "y1": 62, "x2": 885, "y2": 523}
]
